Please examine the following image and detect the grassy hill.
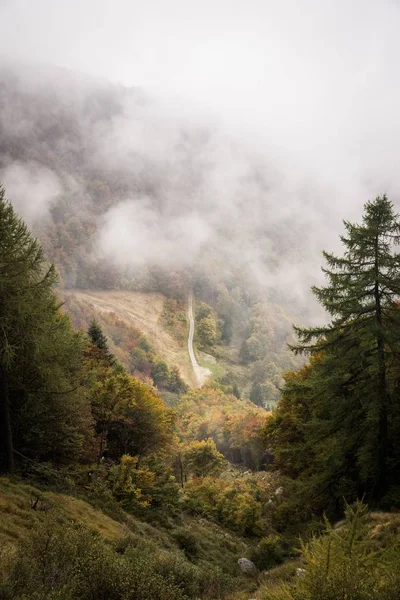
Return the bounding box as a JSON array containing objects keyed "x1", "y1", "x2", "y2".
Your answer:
[
  {"x1": 62, "y1": 289, "x2": 197, "y2": 388},
  {"x1": 0, "y1": 476, "x2": 255, "y2": 599}
]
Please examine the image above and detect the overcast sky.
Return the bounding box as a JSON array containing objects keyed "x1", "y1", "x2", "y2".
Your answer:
[{"x1": 1, "y1": 0, "x2": 400, "y2": 217}]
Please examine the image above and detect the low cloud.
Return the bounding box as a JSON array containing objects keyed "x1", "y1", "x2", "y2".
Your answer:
[
  {"x1": 0, "y1": 161, "x2": 62, "y2": 225},
  {"x1": 97, "y1": 197, "x2": 212, "y2": 267}
]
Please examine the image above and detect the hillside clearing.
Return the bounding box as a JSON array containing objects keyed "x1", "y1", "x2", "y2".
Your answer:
[{"x1": 63, "y1": 290, "x2": 197, "y2": 387}]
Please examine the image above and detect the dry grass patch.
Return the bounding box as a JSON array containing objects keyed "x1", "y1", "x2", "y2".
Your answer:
[{"x1": 0, "y1": 478, "x2": 127, "y2": 546}]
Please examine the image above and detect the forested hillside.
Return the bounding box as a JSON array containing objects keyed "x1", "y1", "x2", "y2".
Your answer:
[
  {"x1": 0, "y1": 62, "x2": 309, "y2": 296},
  {"x1": 1, "y1": 180, "x2": 400, "y2": 599},
  {"x1": 0, "y1": 63, "x2": 314, "y2": 396},
  {"x1": 0, "y1": 186, "x2": 274, "y2": 599},
  {"x1": 1, "y1": 0, "x2": 400, "y2": 596}
]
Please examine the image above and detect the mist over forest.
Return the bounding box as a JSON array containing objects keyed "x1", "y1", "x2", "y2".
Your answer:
[
  {"x1": 1, "y1": 3, "x2": 400, "y2": 600},
  {"x1": 2, "y1": 2, "x2": 400, "y2": 316},
  {"x1": 0, "y1": 60, "x2": 325, "y2": 316}
]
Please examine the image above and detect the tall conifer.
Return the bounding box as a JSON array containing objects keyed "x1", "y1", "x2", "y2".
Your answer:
[
  {"x1": 290, "y1": 195, "x2": 400, "y2": 502},
  {"x1": 0, "y1": 186, "x2": 57, "y2": 472}
]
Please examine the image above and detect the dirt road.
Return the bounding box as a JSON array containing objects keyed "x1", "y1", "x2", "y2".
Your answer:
[
  {"x1": 187, "y1": 291, "x2": 211, "y2": 387},
  {"x1": 63, "y1": 290, "x2": 197, "y2": 387}
]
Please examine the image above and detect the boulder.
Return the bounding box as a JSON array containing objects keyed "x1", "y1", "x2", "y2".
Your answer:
[{"x1": 237, "y1": 558, "x2": 257, "y2": 574}]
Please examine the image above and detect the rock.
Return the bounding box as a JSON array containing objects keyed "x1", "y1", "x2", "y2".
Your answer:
[
  {"x1": 296, "y1": 568, "x2": 307, "y2": 578},
  {"x1": 237, "y1": 558, "x2": 257, "y2": 574}
]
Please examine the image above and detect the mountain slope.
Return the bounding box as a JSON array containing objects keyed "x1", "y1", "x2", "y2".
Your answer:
[{"x1": 63, "y1": 289, "x2": 197, "y2": 387}]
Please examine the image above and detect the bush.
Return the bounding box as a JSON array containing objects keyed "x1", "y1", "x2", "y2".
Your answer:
[
  {"x1": 251, "y1": 534, "x2": 285, "y2": 571},
  {"x1": 184, "y1": 476, "x2": 271, "y2": 536},
  {"x1": 261, "y1": 502, "x2": 400, "y2": 600},
  {"x1": 173, "y1": 528, "x2": 199, "y2": 559},
  {"x1": 150, "y1": 551, "x2": 200, "y2": 598},
  {"x1": 150, "y1": 551, "x2": 233, "y2": 600},
  {"x1": 0, "y1": 513, "x2": 236, "y2": 600},
  {"x1": 0, "y1": 515, "x2": 188, "y2": 600}
]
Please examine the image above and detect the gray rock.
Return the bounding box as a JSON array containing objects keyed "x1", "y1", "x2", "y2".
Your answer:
[{"x1": 237, "y1": 558, "x2": 257, "y2": 573}]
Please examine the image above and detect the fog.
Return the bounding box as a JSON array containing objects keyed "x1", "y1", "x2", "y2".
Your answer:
[
  {"x1": 0, "y1": 0, "x2": 400, "y2": 308},
  {"x1": 0, "y1": 161, "x2": 62, "y2": 225}
]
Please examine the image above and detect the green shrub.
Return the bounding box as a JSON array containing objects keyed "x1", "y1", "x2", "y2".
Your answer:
[
  {"x1": 150, "y1": 551, "x2": 200, "y2": 597},
  {"x1": 0, "y1": 515, "x2": 189, "y2": 600},
  {"x1": 251, "y1": 534, "x2": 285, "y2": 570},
  {"x1": 262, "y1": 502, "x2": 400, "y2": 600},
  {"x1": 149, "y1": 550, "x2": 233, "y2": 600},
  {"x1": 0, "y1": 512, "x2": 238, "y2": 600},
  {"x1": 173, "y1": 528, "x2": 199, "y2": 558}
]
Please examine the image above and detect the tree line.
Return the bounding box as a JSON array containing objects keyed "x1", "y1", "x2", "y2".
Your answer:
[{"x1": 0, "y1": 185, "x2": 175, "y2": 474}]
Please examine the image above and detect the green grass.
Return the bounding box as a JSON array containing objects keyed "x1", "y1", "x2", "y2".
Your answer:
[
  {"x1": 200, "y1": 357, "x2": 227, "y2": 380},
  {"x1": 0, "y1": 476, "x2": 254, "y2": 594},
  {"x1": 0, "y1": 478, "x2": 127, "y2": 546}
]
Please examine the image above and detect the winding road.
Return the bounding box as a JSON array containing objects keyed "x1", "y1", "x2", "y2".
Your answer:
[{"x1": 188, "y1": 291, "x2": 211, "y2": 387}]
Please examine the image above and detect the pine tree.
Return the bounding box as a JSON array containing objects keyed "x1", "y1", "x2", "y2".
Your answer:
[
  {"x1": 0, "y1": 186, "x2": 95, "y2": 471},
  {"x1": 87, "y1": 319, "x2": 114, "y2": 363},
  {"x1": 0, "y1": 186, "x2": 58, "y2": 472},
  {"x1": 250, "y1": 381, "x2": 264, "y2": 406},
  {"x1": 88, "y1": 319, "x2": 108, "y2": 352},
  {"x1": 289, "y1": 195, "x2": 400, "y2": 503}
]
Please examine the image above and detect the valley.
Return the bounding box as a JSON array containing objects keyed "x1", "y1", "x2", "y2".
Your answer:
[{"x1": 0, "y1": 16, "x2": 400, "y2": 598}]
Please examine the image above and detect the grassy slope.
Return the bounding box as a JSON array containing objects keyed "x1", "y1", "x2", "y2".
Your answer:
[
  {"x1": 0, "y1": 478, "x2": 127, "y2": 546},
  {"x1": 0, "y1": 477, "x2": 253, "y2": 593},
  {"x1": 62, "y1": 290, "x2": 197, "y2": 387},
  {"x1": 62, "y1": 290, "x2": 257, "y2": 395}
]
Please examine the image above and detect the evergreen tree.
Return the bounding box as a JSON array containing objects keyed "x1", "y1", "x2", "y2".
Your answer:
[
  {"x1": 0, "y1": 186, "x2": 95, "y2": 472},
  {"x1": 0, "y1": 186, "x2": 58, "y2": 472},
  {"x1": 280, "y1": 195, "x2": 400, "y2": 505},
  {"x1": 88, "y1": 319, "x2": 109, "y2": 352},
  {"x1": 250, "y1": 381, "x2": 264, "y2": 406},
  {"x1": 232, "y1": 383, "x2": 241, "y2": 399},
  {"x1": 87, "y1": 319, "x2": 114, "y2": 364}
]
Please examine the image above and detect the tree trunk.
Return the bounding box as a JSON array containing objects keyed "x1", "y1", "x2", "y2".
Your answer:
[
  {"x1": 98, "y1": 428, "x2": 105, "y2": 463},
  {"x1": 0, "y1": 363, "x2": 14, "y2": 473},
  {"x1": 374, "y1": 238, "x2": 388, "y2": 501},
  {"x1": 178, "y1": 453, "x2": 185, "y2": 488}
]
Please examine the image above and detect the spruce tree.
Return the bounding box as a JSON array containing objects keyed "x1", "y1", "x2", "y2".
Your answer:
[
  {"x1": 290, "y1": 195, "x2": 400, "y2": 503},
  {"x1": 87, "y1": 319, "x2": 114, "y2": 364},
  {"x1": 88, "y1": 320, "x2": 108, "y2": 352},
  {"x1": 0, "y1": 186, "x2": 94, "y2": 471},
  {"x1": 0, "y1": 186, "x2": 58, "y2": 472}
]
